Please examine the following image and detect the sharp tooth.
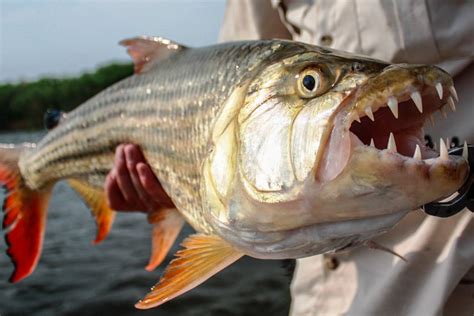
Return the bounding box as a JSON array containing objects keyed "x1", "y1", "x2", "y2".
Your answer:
[
  {"x1": 447, "y1": 96, "x2": 456, "y2": 112},
  {"x1": 370, "y1": 138, "x2": 375, "y2": 147},
  {"x1": 449, "y1": 86, "x2": 459, "y2": 102},
  {"x1": 463, "y1": 141, "x2": 468, "y2": 160},
  {"x1": 440, "y1": 138, "x2": 448, "y2": 160},
  {"x1": 365, "y1": 107, "x2": 375, "y2": 121},
  {"x1": 354, "y1": 112, "x2": 361, "y2": 123},
  {"x1": 387, "y1": 133, "x2": 397, "y2": 152},
  {"x1": 411, "y1": 91, "x2": 423, "y2": 113},
  {"x1": 387, "y1": 97, "x2": 399, "y2": 118},
  {"x1": 429, "y1": 114, "x2": 436, "y2": 127},
  {"x1": 435, "y1": 83, "x2": 443, "y2": 99},
  {"x1": 413, "y1": 144, "x2": 422, "y2": 160}
]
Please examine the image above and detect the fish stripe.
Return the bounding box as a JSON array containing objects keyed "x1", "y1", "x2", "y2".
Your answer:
[{"x1": 19, "y1": 40, "x2": 305, "y2": 232}]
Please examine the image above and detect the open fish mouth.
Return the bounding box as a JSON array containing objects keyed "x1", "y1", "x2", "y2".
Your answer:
[
  {"x1": 318, "y1": 64, "x2": 468, "y2": 184},
  {"x1": 349, "y1": 80, "x2": 458, "y2": 160}
]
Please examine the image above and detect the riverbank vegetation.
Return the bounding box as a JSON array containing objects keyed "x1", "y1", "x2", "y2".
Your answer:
[{"x1": 0, "y1": 63, "x2": 133, "y2": 130}]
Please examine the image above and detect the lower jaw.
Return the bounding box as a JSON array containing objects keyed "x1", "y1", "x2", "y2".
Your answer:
[
  {"x1": 302, "y1": 138, "x2": 469, "y2": 226},
  {"x1": 317, "y1": 118, "x2": 467, "y2": 182}
]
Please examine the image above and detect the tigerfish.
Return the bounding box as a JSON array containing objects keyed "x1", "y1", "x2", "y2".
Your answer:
[{"x1": 0, "y1": 36, "x2": 469, "y2": 308}]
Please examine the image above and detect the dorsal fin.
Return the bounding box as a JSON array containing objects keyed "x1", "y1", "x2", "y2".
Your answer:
[{"x1": 119, "y1": 36, "x2": 188, "y2": 74}]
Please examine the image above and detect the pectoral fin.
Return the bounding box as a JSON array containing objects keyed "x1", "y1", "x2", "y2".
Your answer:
[
  {"x1": 135, "y1": 234, "x2": 243, "y2": 309},
  {"x1": 146, "y1": 208, "x2": 184, "y2": 271},
  {"x1": 68, "y1": 179, "x2": 115, "y2": 244}
]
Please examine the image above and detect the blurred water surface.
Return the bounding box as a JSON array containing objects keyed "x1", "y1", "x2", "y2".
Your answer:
[{"x1": 0, "y1": 131, "x2": 292, "y2": 316}]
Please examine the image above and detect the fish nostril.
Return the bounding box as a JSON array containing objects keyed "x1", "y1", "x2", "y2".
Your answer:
[{"x1": 351, "y1": 62, "x2": 365, "y2": 73}]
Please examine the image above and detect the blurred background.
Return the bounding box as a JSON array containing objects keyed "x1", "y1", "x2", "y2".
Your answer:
[
  {"x1": 0, "y1": 1, "x2": 293, "y2": 315},
  {"x1": 1, "y1": 0, "x2": 225, "y2": 130}
]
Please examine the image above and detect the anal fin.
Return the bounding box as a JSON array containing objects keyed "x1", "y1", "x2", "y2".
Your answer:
[
  {"x1": 146, "y1": 208, "x2": 184, "y2": 271},
  {"x1": 68, "y1": 179, "x2": 115, "y2": 244},
  {"x1": 135, "y1": 234, "x2": 243, "y2": 309}
]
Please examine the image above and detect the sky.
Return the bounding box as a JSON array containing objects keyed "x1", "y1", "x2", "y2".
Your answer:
[{"x1": 0, "y1": 0, "x2": 227, "y2": 83}]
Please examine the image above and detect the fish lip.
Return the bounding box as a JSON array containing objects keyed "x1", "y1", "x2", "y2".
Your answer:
[{"x1": 315, "y1": 66, "x2": 467, "y2": 183}]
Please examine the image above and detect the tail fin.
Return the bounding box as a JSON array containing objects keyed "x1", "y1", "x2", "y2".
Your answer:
[{"x1": 0, "y1": 144, "x2": 52, "y2": 283}]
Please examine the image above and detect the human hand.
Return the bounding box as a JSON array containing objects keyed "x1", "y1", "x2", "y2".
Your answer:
[{"x1": 105, "y1": 144, "x2": 175, "y2": 212}]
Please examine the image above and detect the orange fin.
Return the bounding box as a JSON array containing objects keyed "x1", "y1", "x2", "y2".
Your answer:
[
  {"x1": 119, "y1": 36, "x2": 187, "y2": 74},
  {"x1": 146, "y1": 208, "x2": 185, "y2": 271},
  {"x1": 0, "y1": 145, "x2": 51, "y2": 283},
  {"x1": 68, "y1": 179, "x2": 115, "y2": 244},
  {"x1": 135, "y1": 234, "x2": 243, "y2": 309}
]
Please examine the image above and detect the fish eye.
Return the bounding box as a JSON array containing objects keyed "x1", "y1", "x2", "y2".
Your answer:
[
  {"x1": 296, "y1": 68, "x2": 327, "y2": 98},
  {"x1": 303, "y1": 75, "x2": 316, "y2": 91}
]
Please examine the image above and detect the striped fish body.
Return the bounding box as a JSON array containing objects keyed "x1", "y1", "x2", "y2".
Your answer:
[
  {"x1": 1, "y1": 38, "x2": 304, "y2": 286},
  {"x1": 18, "y1": 40, "x2": 294, "y2": 233}
]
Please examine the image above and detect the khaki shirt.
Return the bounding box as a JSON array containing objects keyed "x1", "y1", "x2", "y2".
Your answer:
[{"x1": 219, "y1": 1, "x2": 474, "y2": 315}]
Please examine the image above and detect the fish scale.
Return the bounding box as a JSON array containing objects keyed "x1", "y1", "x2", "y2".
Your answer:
[{"x1": 18, "y1": 41, "x2": 287, "y2": 232}]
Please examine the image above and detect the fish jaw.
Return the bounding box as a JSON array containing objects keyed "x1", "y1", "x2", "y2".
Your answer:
[{"x1": 312, "y1": 63, "x2": 469, "y2": 218}]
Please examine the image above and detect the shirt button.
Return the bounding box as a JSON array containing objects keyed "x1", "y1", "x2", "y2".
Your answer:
[
  {"x1": 324, "y1": 256, "x2": 339, "y2": 270},
  {"x1": 320, "y1": 35, "x2": 333, "y2": 46}
]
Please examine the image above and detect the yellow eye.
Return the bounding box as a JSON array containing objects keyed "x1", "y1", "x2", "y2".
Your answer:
[{"x1": 296, "y1": 68, "x2": 328, "y2": 98}]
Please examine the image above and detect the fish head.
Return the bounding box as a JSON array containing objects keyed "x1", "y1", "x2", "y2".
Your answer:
[{"x1": 203, "y1": 42, "x2": 469, "y2": 258}]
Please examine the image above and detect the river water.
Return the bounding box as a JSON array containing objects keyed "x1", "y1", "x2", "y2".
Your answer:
[{"x1": 0, "y1": 131, "x2": 293, "y2": 316}]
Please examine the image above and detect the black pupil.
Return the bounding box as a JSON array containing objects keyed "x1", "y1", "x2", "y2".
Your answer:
[{"x1": 302, "y1": 75, "x2": 316, "y2": 91}]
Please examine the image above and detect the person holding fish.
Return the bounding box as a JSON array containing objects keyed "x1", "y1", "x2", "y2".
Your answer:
[{"x1": 104, "y1": 0, "x2": 474, "y2": 314}]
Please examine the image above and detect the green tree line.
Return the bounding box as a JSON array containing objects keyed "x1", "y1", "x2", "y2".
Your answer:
[{"x1": 0, "y1": 63, "x2": 133, "y2": 130}]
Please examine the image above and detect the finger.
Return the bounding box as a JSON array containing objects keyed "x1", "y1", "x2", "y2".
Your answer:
[
  {"x1": 124, "y1": 144, "x2": 158, "y2": 210},
  {"x1": 115, "y1": 144, "x2": 146, "y2": 209},
  {"x1": 105, "y1": 169, "x2": 127, "y2": 210},
  {"x1": 137, "y1": 162, "x2": 175, "y2": 208}
]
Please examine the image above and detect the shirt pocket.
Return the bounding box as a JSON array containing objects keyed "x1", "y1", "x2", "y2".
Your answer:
[{"x1": 273, "y1": 0, "x2": 363, "y2": 55}]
